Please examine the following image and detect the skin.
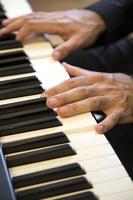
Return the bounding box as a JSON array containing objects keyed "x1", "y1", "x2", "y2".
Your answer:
[
  {"x1": 1, "y1": 9, "x2": 133, "y2": 134},
  {"x1": 0, "y1": 9, "x2": 106, "y2": 60},
  {"x1": 42, "y1": 63, "x2": 133, "y2": 134}
]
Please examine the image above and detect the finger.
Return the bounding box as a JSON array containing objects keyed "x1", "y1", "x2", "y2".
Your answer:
[
  {"x1": 0, "y1": 18, "x2": 25, "y2": 35},
  {"x1": 62, "y1": 62, "x2": 89, "y2": 77},
  {"x1": 2, "y1": 17, "x2": 19, "y2": 25},
  {"x1": 46, "y1": 86, "x2": 91, "y2": 108},
  {"x1": 95, "y1": 112, "x2": 122, "y2": 134},
  {"x1": 16, "y1": 24, "x2": 34, "y2": 40},
  {"x1": 52, "y1": 36, "x2": 82, "y2": 60},
  {"x1": 43, "y1": 74, "x2": 95, "y2": 98},
  {"x1": 46, "y1": 85, "x2": 109, "y2": 108},
  {"x1": 17, "y1": 20, "x2": 66, "y2": 40},
  {"x1": 49, "y1": 96, "x2": 109, "y2": 117}
]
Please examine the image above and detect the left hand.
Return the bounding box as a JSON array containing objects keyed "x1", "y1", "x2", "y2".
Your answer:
[
  {"x1": 42, "y1": 63, "x2": 133, "y2": 134},
  {"x1": 0, "y1": 9, "x2": 105, "y2": 60}
]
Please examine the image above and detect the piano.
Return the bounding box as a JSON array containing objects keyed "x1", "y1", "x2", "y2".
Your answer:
[{"x1": 0, "y1": 0, "x2": 133, "y2": 199}]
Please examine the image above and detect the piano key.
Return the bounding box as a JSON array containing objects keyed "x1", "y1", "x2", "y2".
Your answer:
[
  {"x1": 92, "y1": 177, "x2": 133, "y2": 197},
  {"x1": 101, "y1": 190, "x2": 133, "y2": 200},
  {"x1": 6, "y1": 144, "x2": 76, "y2": 167},
  {"x1": 56, "y1": 191, "x2": 99, "y2": 200},
  {"x1": 0, "y1": 76, "x2": 43, "y2": 100},
  {"x1": 0, "y1": 110, "x2": 57, "y2": 130},
  {"x1": 0, "y1": 70, "x2": 36, "y2": 81},
  {"x1": 0, "y1": 34, "x2": 16, "y2": 42},
  {"x1": 0, "y1": 64, "x2": 35, "y2": 77},
  {"x1": 0, "y1": 97, "x2": 48, "y2": 119},
  {"x1": 10, "y1": 156, "x2": 131, "y2": 199},
  {"x1": 0, "y1": 86, "x2": 43, "y2": 100},
  {"x1": 13, "y1": 161, "x2": 127, "y2": 191},
  {"x1": 0, "y1": 58, "x2": 35, "y2": 77},
  {"x1": 0, "y1": 118, "x2": 62, "y2": 137},
  {"x1": 0, "y1": 13, "x2": 7, "y2": 20},
  {"x1": 16, "y1": 177, "x2": 92, "y2": 200},
  {"x1": 3, "y1": 131, "x2": 69, "y2": 154},
  {"x1": 0, "y1": 49, "x2": 27, "y2": 60},
  {"x1": 1, "y1": 0, "x2": 32, "y2": 18},
  {"x1": 44, "y1": 177, "x2": 133, "y2": 200},
  {"x1": 0, "y1": 75, "x2": 41, "y2": 90},
  {"x1": 0, "y1": 112, "x2": 95, "y2": 142},
  {"x1": 0, "y1": 55, "x2": 29, "y2": 66},
  {"x1": 9, "y1": 148, "x2": 118, "y2": 178},
  {"x1": 13, "y1": 163, "x2": 85, "y2": 189},
  {"x1": 0, "y1": 0, "x2": 132, "y2": 200},
  {"x1": 85, "y1": 165, "x2": 128, "y2": 184},
  {"x1": 0, "y1": 5, "x2": 5, "y2": 13},
  {"x1": 0, "y1": 39, "x2": 23, "y2": 50}
]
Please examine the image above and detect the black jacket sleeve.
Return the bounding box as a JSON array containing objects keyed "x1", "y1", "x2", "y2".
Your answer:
[{"x1": 86, "y1": 0, "x2": 133, "y2": 45}]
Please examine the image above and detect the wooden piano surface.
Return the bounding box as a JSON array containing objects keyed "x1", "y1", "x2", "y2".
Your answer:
[{"x1": 0, "y1": 0, "x2": 133, "y2": 200}]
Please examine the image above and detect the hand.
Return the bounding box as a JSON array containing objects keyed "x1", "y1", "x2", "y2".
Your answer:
[
  {"x1": 0, "y1": 9, "x2": 106, "y2": 60},
  {"x1": 42, "y1": 63, "x2": 133, "y2": 134}
]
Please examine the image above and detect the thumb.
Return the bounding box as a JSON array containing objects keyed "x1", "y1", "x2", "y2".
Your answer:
[
  {"x1": 95, "y1": 112, "x2": 122, "y2": 134},
  {"x1": 52, "y1": 36, "x2": 79, "y2": 61},
  {"x1": 62, "y1": 62, "x2": 88, "y2": 77}
]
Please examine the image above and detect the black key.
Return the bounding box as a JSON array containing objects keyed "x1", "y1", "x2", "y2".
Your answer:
[
  {"x1": 0, "y1": 6, "x2": 5, "y2": 13},
  {"x1": 0, "y1": 145, "x2": 16, "y2": 200},
  {"x1": 3, "y1": 131, "x2": 69, "y2": 154},
  {"x1": 56, "y1": 191, "x2": 99, "y2": 200},
  {"x1": 0, "y1": 52, "x2": 34, "y2": 76},
  {"x1": 0, "y1": 109, "x2": 57, "y2": 131},
  {"x1": 17, "y1": 177, "x2": 92, "y2": 200},
  {"x1": 0, "y1": 11, "x2": 5, "y2": 16},
  {"x1": 0, "y1": 34, "x2": 16, "y2": 41},
  {"x1": 6, "y1": 144, "x2": 76, "y2": 167},
  {"x1": 0, "y1": 55, "x2": 30, "y2": 66},
  {"x1": 0, "y1": 118, "x2": 62, "y2": 137},
  {"x1": 0, "y1": 39, "x2": 22, "y2": 50},
  {"x1": 0, "y1": 97, "x2": 47, "y2": 119},
  {"x1": 0, "y1": 87, "x2": 43, "y2": 100},
  {"x1": 0, "y1": 14, "x2": 7, "y2": 20},
  {"x1": 0, "y1": 76, "x2": 41, "y2": 90},
  {"x1": 0, "y1": 54, "x2": 34, "y2": 77},
  {"x1": 0, "y1": 64, "x2": 35, "y2": 77},
  {"x1": 0, "y1": 76, "x2": 43, "y2": 99},
  {"x1": 0, "y1": 56, "x2": 29, "y2": 65},
  {"x1": 13, "y1": 163, "x2": 85, "y2": 189},
  {"x1": 0, "y1": 50, "x2": 27, "y2": 60}
]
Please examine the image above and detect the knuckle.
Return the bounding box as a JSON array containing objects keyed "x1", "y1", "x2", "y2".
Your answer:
[
  {"x1": 61, "y1": 43, "x2": 70, "y2": 51},
  {"x1": 94, "y1": 97, "x2": 104, "y2": 109},
  {"x1": 57, "y1": 103, "x2": 77, "y2": 117},
  {"x1": 67, "y1": 103, "x2": 78, "y2": 114},
  {"x1": 56, "y1": 95, "x2": 67, "y2": 105},
  {"x1": 67, "y1": 78, "x2": 78, "y2": 88},
  {"x1": 47, "y1": 88, "x2": 58, "y2": 96},
  {"x1": 79, "y1": 86, "x2": 90, "y2": 98}
]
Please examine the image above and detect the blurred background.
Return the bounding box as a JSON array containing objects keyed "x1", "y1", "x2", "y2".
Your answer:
[{"x1": 28, "y1": 0, "x2": 97, "y2": 11}]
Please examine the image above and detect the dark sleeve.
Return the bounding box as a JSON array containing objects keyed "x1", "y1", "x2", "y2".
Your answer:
[{"x1": 86, "y1": 0, "x2": 133, "y2": 44}]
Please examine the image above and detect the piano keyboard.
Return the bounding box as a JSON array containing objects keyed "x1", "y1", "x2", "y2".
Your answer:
[{"x1": 0, "y1": 0, "x2": 133, "y2": 200}]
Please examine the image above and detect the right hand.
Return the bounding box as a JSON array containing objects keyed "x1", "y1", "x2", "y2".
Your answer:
[{"x1": 0, "y1": 9, "x2": 106, "y2": 60}]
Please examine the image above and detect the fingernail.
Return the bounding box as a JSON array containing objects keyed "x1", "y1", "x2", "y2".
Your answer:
[
  {"x1": 47, "y1": 97, "x2": 58, "y2": 107},
  {"x1": 96, "y1": 124, "x2": 105, "y2": 134},
  {"x1": 53, "y1": 51, "x2": 62, "y2": 60}
]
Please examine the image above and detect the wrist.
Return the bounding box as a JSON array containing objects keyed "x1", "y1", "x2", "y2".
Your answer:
[
  {"x1": 89, "y1": 10, "x2": 106, "y2": 36},
  {"x1": 82, "y1": 9, "x2": 106, "y2": 35}
]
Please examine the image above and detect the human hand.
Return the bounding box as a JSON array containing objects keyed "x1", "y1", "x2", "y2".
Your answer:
[
  {"x1": 42, "y1": 63, "x2": 133, "y2": 134},
  {"x1": 0, "y1": 9, "x2": 106, "y2": 60}
]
